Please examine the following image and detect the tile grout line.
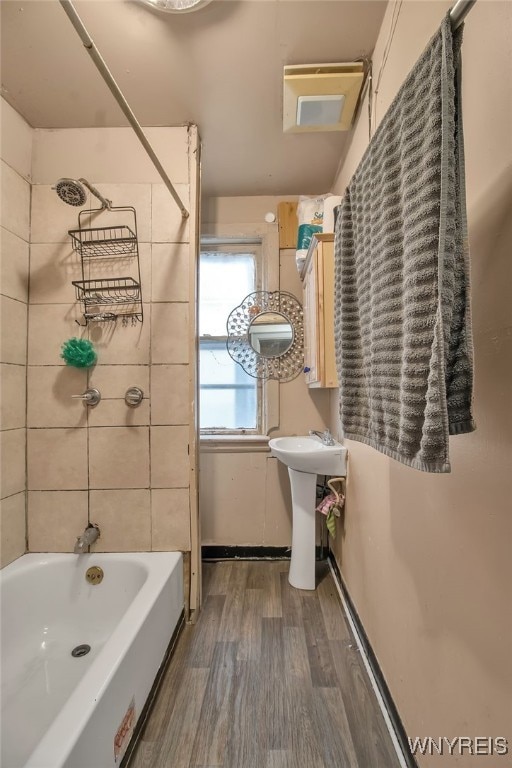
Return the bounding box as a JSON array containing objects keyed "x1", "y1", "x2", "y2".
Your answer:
[
  {"x1": 0, "y1": 157, "x2": 32, "y2": 184},
  {"x1": 0, "y1": 490, "x2": 27, "y2": 503},
  {"x1": 25, "y1": 178, "x2": 32, "y2": 553},
  {"x1": 87, "y1": 362, "x2": 91, "y2": 528},
  {"x1": 149, "y1": 184, "x2": 153, "y2": 550},
  {"x1": 0, "y1": 293, "x2": 30, "y2": 306},
  {"x1": 24, "y1": 486, "x2": 187, "y2": 493}
]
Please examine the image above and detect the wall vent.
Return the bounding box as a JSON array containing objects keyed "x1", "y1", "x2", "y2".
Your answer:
[{"x1": 283, "y1": 62, "x2": 365, "y2": 133}]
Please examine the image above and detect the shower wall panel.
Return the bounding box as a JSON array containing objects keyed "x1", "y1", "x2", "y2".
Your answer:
[
  {"x1": 0, "y1": 99, "x2": 32, "y2": 567},
  {"x1": 26, "y1": 126, "x2": 199, "y2": 562}
]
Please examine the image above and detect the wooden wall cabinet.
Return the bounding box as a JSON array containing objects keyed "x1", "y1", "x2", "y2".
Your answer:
[
  {"x1": 302, "y1": 234, "x2": 338, "y2": 388},
  {"x1": 277, "y1": 201, "x2": 298, "y2": 248}
]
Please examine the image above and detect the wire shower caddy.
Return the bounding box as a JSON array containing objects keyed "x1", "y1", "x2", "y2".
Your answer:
[{"x1": 69, "y1": 206, "x2": 143, "y2": 325}]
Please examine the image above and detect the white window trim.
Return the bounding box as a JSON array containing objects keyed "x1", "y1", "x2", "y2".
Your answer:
[{"x1": 200, "y1": 434, "x2": 270, "y2": 453}]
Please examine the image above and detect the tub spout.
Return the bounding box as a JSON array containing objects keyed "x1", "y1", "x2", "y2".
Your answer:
[{"x1": 74, "y1": 524, "x2": 100, "y2": 554}]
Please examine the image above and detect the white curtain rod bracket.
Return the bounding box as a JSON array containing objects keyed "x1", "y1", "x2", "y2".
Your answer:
[{"x1": 59, "y1": 0, "x2": 189, "y2": 219}]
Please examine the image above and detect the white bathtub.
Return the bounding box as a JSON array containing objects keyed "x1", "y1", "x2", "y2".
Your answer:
[{"x1": 0, "y1": 552, "x2": 184, "y2": 768}]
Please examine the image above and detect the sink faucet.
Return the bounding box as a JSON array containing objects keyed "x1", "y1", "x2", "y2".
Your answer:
[
  {"x1": 309, "y1": 428, "x2": 336, "y2": 446},
  {"x1": 74, "y1": 523, "x2": 100, "y2": 554}
]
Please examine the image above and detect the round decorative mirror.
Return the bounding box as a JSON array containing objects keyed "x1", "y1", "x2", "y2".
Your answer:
[
  {"x1": 226, "y1": 291, "x2": 303, "y2": 381},
  {"x1": 248, "y1": 311, "x2": 294, "y2": 358}
]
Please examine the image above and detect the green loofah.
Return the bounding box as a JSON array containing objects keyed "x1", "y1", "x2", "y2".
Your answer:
[{"x1": 61, "y1": 337, "x2": 97, "y2": 368}]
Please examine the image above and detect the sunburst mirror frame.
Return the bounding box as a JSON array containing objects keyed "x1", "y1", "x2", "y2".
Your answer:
[{"x1": 226, "y1": 291, "x2": 304, "y2": 382}]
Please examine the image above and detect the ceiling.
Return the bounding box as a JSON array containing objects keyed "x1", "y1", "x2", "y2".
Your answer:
[{"x1": 0, "y1": 0, "x2": 386, "y2": 196}]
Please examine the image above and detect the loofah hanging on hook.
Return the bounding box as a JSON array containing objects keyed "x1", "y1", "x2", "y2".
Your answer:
[{"x1": 60, "y1": 338, "x2": 97, "y2": 368}]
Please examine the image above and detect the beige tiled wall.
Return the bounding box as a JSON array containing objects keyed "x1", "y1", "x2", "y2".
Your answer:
[
  {"x1": 0, "y1": 100, "x2": 32, "y2": 567},
  {"x1": 26, "y1": 126, "x2": 197, "y2": 556}
]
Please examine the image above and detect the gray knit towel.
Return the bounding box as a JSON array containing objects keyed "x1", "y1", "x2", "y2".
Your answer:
[{"x1": 334, "y1": 14, "x2": 475, "y2": 473}]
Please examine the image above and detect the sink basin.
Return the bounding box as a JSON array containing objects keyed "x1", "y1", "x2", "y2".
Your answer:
[{"x1": 269, "y1": 435, "x2": 347, "y2": 475}]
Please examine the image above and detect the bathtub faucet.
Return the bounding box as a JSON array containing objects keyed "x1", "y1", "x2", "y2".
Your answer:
[
  {"x1": 74, "y1": 523, "x2": 100, "y2": 554},
  {"x1": 309, "y1": 428, "x2": 336, "y2": 446}
]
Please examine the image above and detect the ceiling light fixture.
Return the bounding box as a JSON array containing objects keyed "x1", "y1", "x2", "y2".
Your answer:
[{"x1": 137, "y1": 0, "x2": 212, "y2": 13}]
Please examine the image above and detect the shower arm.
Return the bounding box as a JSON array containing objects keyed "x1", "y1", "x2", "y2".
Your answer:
[
  {"x1": 58, "y1": 0, "x2": 189, "y2": 220},
  {"x1": 79, "y1": 178, "x2": 112, "y2": 210}
]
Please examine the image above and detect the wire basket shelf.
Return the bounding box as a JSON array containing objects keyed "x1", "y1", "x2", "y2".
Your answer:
[
  {"x1": 72, "y1": 277, "x2": 143, "y2": 324},
  {"x1": 68, "y1": 206, "x2": 143, "y2": 325},
  {"x1": 68, "y1": 225, "x2": 138, "y2": 258}
]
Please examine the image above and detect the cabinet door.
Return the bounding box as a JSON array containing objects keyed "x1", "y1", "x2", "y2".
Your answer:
[
  {"x1": 302, "y1": 236, "x2": 338, "y2": 389},
  {"x1": 319, "y1": 241, "x2": 338, "y2": 387},
  {"x1": 303, "y1": 254, "x2": 320, "y2": 385}
]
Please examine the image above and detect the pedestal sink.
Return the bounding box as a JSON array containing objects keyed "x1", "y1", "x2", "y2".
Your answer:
[{"x1": 269, "y1": 435, "x2": 347, "y2": 590}]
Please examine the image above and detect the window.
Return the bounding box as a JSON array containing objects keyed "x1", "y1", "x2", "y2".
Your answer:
[{"x1": 199, "y1": 242, "x2": 261, "y2": 433}]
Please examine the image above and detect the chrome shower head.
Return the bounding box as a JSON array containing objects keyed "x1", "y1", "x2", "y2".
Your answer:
[
  {"x1": 52, "y1": 177, "x2": 112, "y2": 210},
  {"x1": 53, "y1": 178, "x2": 88, "y2": 207}
]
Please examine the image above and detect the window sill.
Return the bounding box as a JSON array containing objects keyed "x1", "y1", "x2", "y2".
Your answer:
[{"x1": 200, "y1": 434, "x2": 270, "y2": 453}]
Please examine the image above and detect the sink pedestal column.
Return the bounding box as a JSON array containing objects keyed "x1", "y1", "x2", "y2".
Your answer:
[{"x1": 288, "y1": 468, "x2": 317, "y2": 590}]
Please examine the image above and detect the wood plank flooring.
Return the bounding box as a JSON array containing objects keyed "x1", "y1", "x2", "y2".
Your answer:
[{"x1": 129, "y1": 561, "x2": 401, "y2": 768}]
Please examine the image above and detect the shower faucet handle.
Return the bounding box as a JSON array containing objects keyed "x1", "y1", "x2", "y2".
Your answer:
[
  {"x1": 125, "y1": 387, "x2": 144, "y2": 407},
  {"x1": 72, "y1": 388, "x2": 101, "y2": 406}
]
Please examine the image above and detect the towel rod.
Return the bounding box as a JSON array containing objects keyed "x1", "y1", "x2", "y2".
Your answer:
[
  {"x1": 58, "y1": 0, "x2": 189, "y2": 219},
  {"x1": 449, "y1": 0, "x2": 477, "y2": 29}
]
